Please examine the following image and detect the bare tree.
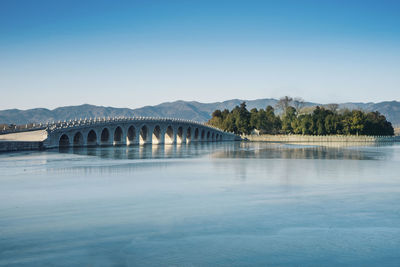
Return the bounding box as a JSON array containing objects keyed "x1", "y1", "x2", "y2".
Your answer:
[
  {"x1": 326, "y1": 103, "x2": 339, "y2": 113},
  {"x1": 293, "y1": 97, "x2": 305, "y2": 113},
  {"x1": 276, "y1": 96, "x2": 293, "y2": 112}
]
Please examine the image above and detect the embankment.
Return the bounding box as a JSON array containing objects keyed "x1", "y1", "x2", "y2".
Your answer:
[
  {"x1": 0, "y1": 141, "x2": 44, "y2": 152},
  {"x1": 0, "y1": 130, "x2": 47, "y2": 152},
  {"x1": 244, "y1": 134, "x2": 400, "y2": 143}
]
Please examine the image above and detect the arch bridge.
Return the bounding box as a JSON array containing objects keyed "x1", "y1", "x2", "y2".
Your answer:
[{"x1": 44, "y1": 117, "x2": 239, "y2": 148}]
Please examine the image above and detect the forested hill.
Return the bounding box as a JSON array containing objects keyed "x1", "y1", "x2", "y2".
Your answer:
[{"x1": 0, "y1": 99, "x2": 399, "y2": 126}]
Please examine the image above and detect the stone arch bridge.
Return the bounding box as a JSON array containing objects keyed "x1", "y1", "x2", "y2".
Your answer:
[{"x1": 44, "y1": 117, "x2": 239, "y2": 148}]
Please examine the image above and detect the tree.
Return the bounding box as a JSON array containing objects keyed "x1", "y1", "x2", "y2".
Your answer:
[
  {"x1": 207, "y1": 98, "x2": 394, "y2": 136},
  {"x1": 293, "y1": 97, "x2": 305, "y2": 113},
  {"x1": 350, "y1": 110, "x2": 365, "y2": 135},
  {"x1": 212, "y1": 109, "x2": 222, "y2": 118},
  {"x1": 325, "y1": 114, "x2": 342, "y2": 134},
  {"x1": 208, "y1": 109, "x2": 223, "y2": 129},
  {"x1": 222, "y1": 113, "x2": 237, "y2": 133},
  {"x1": 249, "y1": 108, "x2": 260, "y2": 130},
  {"x1": 364, "y1": 111, "x2": 394, "y2": 136},
  {"x1": 235, "y1": 102, "x2": 251, "y2": 135},
  {"x1": 310, "y1": 106, "x2": 334, "y2": 135},
  {"x1": 264, "y1": 106, "x2": 281, "y2": 134},
  {"x1": 326, "y1": 103, "x2": 339, "y2": 113},
  {"x1": 276, "y1": 96, "x2": 293, "y2": 113},
  {"x1": 282, "y1": 106, "x2": 297, "y2": 133},
  {"x1": 297, "y1": 114, "x2": 313, "y2": 135}
]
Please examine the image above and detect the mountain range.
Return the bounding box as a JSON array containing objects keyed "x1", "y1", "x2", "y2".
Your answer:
[{"x1": 1, "y1": 98, "x2": 399, "y2": 126}]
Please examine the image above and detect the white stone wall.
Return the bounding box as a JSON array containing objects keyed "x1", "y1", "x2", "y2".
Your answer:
[{"x1": 244, "y1": 134, "x2": 400, "y2": 143}]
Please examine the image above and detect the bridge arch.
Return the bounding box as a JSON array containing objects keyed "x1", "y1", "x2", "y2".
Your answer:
[
  {"x1": 165, "y1": 125, "x2": 174, "y2": 144},
  {"x1": 140, "y1": 125, "x2": 148, "y2": 144},
  {"x1": 48, "y1": 117, "x2": 237, "y2": 148},
  {"x1": 59, "y1": 134, "x2": 70, "y2": 147},
  {"x1": 87, "y1": 130, "x2": 97, "y2": 146},
  {"x1": 152, "y1": 125, "x2": 162, "y2": 144},
  {"x1": 177, "y1": 126, "x2": 184, "y2": 144},
  {"x1": 73, "y1": 132, "x2": 84, "y2": 147},
  {"x1": 113, "y1": 126, "x2": 123, "y2": 145},
  {"x1": 127, "y1": 125, "x2": 136, "y2": 145},
  {"x1": 100, "y1": 128, "x2": 110, "y2": 145}
]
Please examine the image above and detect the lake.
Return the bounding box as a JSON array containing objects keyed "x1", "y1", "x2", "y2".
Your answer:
[{"x1": 1, "y1": 142, "x2": 400, "y2": 266}]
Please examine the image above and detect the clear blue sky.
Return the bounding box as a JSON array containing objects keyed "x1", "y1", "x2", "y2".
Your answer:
[{"x1": 1, "y1": 0, "x2": 399, "y2": 110}]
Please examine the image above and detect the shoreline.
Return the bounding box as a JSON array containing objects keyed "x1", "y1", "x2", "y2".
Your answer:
[
  {"x1": 244, "y1": 134, "x2": 400, "y2": 143},
  {"x1": 1, "y1": 131, "x2": 400, "y2": 153}
]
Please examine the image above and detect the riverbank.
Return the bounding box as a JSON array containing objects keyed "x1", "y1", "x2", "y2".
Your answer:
[
  {"x1": 0, "y1": 130, "x2": 47, "y2": 152},
  {"x1": 244, "y1": 134, "x2": 400, "y2": 143},
  {"x1": 0, "y1": 141, "x2": 44, "y2": 152},
  {"x1": 0, "y1": 129, "x2": 47, "y2": 142}
]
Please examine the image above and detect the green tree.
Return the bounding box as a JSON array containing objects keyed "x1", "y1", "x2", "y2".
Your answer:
[
  {"x1": 207, "y1": 98, "x2": 394, "y2": 136},
  {"x1": 234, "y1": 102, "x2": 251, "y2": 135},
  {"x1": 282, "y1": 106, "x2": 297, "y2": 133},
  {"x1": 298, "y1": 114, "x2": 313, "y2": 135},
  {"x1": 325, "y1": 114, "x2": 342, "y2": 134},
  {"x1": 350, "y1": 110, "x2": 365, "y2": 135},
  {"x1": 249, "y1": 108, "x2": 259, "y2": 130},
  {"x1": 222, "y1": 113, "x2": 237, "y2": 133}
]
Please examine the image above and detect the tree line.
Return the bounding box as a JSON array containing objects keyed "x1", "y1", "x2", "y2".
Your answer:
[{"x1": 207, "y1": 97, "x2": 394, "y2": 136}]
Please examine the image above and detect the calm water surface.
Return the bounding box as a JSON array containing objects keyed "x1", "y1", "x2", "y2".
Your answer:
[{"x1": 1, "y1": 142, "x2": 400, "y2": 266}]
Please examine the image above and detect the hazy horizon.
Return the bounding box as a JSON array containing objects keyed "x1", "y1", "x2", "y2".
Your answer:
[
  {"x1": 2, "y1": 97, "x2": 400, "y2": 112},
  {"x1": 1, "y1": 0, "x2": 399, "y2": 110}
]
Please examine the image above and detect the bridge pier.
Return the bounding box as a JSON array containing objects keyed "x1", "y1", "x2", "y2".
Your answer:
[
  {"x1": 176, "y1": 126, "x2": 185, "y2": 144},
  {"x1": 164, "y1": 126, "x2": 175, "y2": 145},
  {"x1": 111, "y1": 125, "x2": 126, "y2": 146},
  {"x1": 152, "y1": 125, "x2": 163, "y2": 145}
]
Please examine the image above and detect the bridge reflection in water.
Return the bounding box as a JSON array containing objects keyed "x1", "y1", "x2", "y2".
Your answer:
[
  {"x1": 52, "y1": 142, "x2": 396, "y2": 178},
  {"x1": 58, "y1": 142, "x2": 224, "y2": 160},
  {"x1": 58, "y1": 141, "x2": 393, "y2": 161}
]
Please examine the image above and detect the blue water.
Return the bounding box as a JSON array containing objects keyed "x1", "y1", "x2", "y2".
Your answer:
[{"x1": 1, "y1": 142, "x2": 400, "y2": 266}]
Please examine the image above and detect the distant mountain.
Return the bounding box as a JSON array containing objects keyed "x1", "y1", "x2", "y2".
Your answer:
[{"x1": 1, "y1": 99, "x2": 399, "y2": 126}]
